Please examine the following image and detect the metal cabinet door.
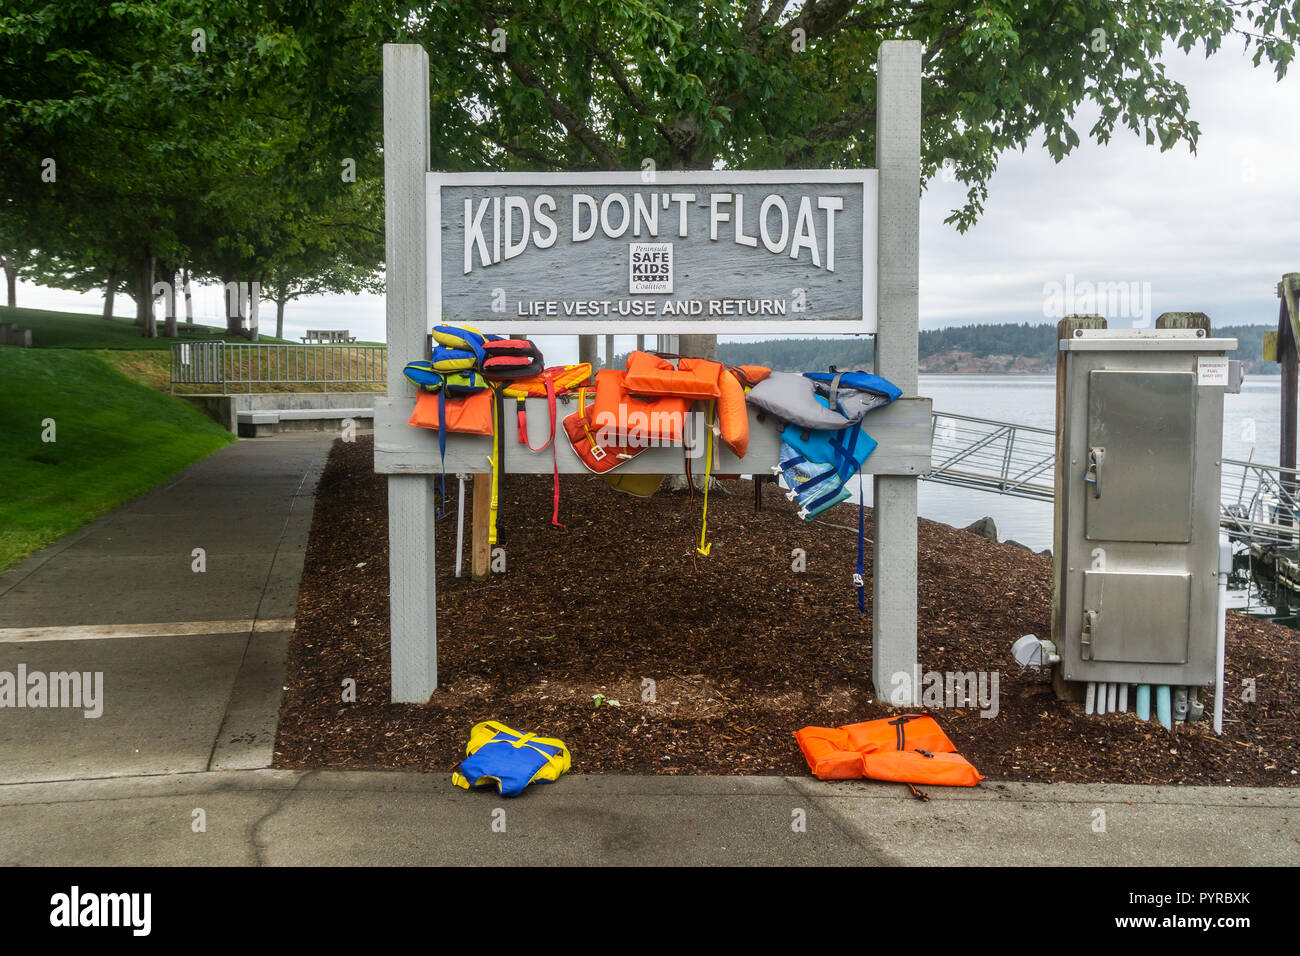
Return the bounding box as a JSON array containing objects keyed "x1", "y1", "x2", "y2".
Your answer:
[{"x1": 1085, "y1": 370, "x2": 1196, "y2": 543}]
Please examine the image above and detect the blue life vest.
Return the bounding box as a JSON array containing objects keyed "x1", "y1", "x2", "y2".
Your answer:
[
  {"x1": 452, "y1": 721, "x2": 571, "y2": 798},
  {"x1": 776, "y1": 419, "x2": 878, "y2": 611}
]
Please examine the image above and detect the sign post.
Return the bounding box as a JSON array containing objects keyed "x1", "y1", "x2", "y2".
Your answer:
[{"x1": 379, "y1": 41, "x2": 923, "y2": 704}]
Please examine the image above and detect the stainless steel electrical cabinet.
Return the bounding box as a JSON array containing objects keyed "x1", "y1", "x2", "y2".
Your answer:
[{"x1": 1056, "y1": 328, "x2": 1236, "y2": 687}]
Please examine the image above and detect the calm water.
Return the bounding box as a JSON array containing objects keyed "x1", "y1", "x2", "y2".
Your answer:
[{"x1": 852, "y1": 373, "x2": 1283, "y2": 552}]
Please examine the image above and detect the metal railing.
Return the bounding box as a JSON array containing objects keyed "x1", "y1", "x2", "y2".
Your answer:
[
  {"x1": 925, "y1": 411, "x2": 1057, "y2": 501},
  {"x1": 925, "y1": 411, "x2": 1300, "y2": 546},
  {"x1": 1220, "y1": 457, "x2": 1300, "y2": 546},
  {"x1": 170, "y1": 341, "x2": 386, "y2": 393}
]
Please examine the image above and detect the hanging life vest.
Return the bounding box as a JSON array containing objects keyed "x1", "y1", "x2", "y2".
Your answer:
[
  {"x1": 452, "y1": 720, "x2": 571, "y2": 797},
  {"x1": 794, "y1": 714, "x2": 983, "y2": 796},
  {"x1": 481, "y1": 338, "x2": 545, "y2": 380},
  {"x1": 502, "y1": 364, "x2": 592, "y2": 529},
  {"x1": 562, "y1": 385, "x2": 652, "y2": 474},
  {"x1": 590, "y1": 368, "x2": 692, "y2": 446},
  {"x1": 403, "y1": 361, "x2": 494, "y2": 519}
]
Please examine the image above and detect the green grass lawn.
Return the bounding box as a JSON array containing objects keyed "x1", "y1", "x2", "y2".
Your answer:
[
  {"x1": 3, "y1": 305, "x2": 292, "y2": 349},
  {"x1": 0, "y1": 348, "x2": 236, "y2": 572}
]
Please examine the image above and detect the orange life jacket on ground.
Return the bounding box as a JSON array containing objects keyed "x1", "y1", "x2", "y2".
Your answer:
[{"x1": 794, "y1": 714, "x2": 983, "y2": 794}]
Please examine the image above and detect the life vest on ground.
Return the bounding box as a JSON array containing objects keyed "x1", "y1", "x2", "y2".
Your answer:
[
  {"x1": 452, "y1": 720, "x2": 571, "y2": 797},
  {"x1": 795, "y1": 714, "x2": 983, "y2": 797}
]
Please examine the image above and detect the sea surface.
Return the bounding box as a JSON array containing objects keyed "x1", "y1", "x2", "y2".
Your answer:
[{"x1": 849, "y1": 373, "x2": 1283, "y2": 552}]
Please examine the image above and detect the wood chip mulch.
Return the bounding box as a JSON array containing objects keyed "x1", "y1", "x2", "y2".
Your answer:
[{"x1": 274, "y1": 436, "x2": 1299, "y2": 785}]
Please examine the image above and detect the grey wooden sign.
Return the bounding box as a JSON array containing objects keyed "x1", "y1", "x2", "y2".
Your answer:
[{"x1": 429, "y1": 170, "x2": 877, "y2": 335}]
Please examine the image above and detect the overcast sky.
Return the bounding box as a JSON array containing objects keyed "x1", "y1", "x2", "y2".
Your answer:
[{"x1": 17, "y1": 39, "x2": 1298, "y2": 356}]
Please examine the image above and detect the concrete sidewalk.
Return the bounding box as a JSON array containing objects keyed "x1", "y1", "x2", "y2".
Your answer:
[
  {"x1": 0, "y1": 770, "x2": 1295, "y2": 866},
  {"x1": 0, "y1": 434, "x2": 331, "y2": 782}
]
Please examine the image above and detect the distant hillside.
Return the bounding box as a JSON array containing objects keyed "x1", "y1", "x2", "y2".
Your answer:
[{"x1": 714, "y1": 322, "x2": 1277, "y2": 374}]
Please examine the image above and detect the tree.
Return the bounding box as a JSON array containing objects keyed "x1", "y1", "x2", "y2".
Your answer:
[
  {"x1": 410, "y1": 0, "x2": 1299, "y2": 365},
  {"x1": 0, "y1": 1, "x2": 396, "y2": 337},
  {"x1": 413, "y1": 1, "x2": 1297, "y2": 228}
]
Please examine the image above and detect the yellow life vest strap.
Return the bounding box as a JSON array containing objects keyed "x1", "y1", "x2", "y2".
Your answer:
[{"x1": 696, "y1": 400, "x2": 715, "y2": 557}]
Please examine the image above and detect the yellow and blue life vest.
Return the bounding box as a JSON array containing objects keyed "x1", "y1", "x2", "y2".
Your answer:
[{"x1": 452, "y1": 721, "x2": 571, "y2": 797}]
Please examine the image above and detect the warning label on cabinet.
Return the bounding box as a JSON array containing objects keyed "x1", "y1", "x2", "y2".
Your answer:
[{"x1": 1197, "y1": 355, "x2": 1229, "y2": 386}]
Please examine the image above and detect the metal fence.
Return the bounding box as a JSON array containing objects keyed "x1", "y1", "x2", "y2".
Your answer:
[
  {"x1": 170, "y1": 341, "x2": 386, "y2": 393},
  {"x1": 925, "y1": 411, "x2": 1057, "y2": 501},
  {"x1": 1221, "y1": 457, "x2": 1300, "y2": 546}
]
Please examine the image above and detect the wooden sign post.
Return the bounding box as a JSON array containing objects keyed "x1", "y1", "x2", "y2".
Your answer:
[{"x1": 378, "y1": 41, "x2": 924, "y2": 705}]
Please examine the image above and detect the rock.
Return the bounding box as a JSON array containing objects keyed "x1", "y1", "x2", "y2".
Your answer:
[
  {"x1": 1039, "y1": 548, "x2": 1053, "y2": 558},
  {"x1": 964, "y1": 516, "x2": 998, "y2": 540},
  {"x1": 1005, "y1": 539, "x2": 1032, "y2": 551}
]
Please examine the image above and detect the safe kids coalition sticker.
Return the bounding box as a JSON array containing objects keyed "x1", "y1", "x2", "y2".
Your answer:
[{"x1": 629, "y1": 242, "x2": 673, "y2": 294}]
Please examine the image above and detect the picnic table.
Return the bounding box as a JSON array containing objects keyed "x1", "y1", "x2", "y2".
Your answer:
[{"x1": 302, "y1": 329, "x2": 356, "y2": 343}]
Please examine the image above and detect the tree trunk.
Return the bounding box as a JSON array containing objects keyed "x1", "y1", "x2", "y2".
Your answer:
[
  {"x1": 103, "y1": 267, "x2": 117, "y2": 318},
  {"x1": 678, "y1": 334, "x2": 718, "y2": 360},
  {"x1": 246, "y1": 275, "x2": 261, "y2": 340},
  {"x1": 138, "y1": 254, "x2": 157, "y2": 338},
  {"x1": 222, "y1": 268, "x2": 242, "y2": 336},
  {"x1": 162, "y1": 264, "x2": 178, "y2": 338},
  {"x1": 276, "y1": 292, "x2": 288, "y2": 340},
  {"x1": 3, "y1": 257, "x2": 17, "y2": 307}
]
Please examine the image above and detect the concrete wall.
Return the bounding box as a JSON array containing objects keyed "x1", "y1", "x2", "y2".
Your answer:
[{"x1": 181, "y1": 392, "x2": 382, "y2": 434}]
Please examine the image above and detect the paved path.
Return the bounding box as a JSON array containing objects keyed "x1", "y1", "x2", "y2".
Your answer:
[
  {"x1": 0, "y1": 434, "x2": 330, "y2": 782},
  {"x1": 0, "y1": 770, "x2": 1295, "y2": 866}
]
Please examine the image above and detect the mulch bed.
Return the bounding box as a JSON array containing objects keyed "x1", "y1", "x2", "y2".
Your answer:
[{"x1": 274, "y1": 436, "x2": 1299, "y2": 785}]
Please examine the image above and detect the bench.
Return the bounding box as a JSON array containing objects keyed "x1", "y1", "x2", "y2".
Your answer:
[{"x1": 236, "y1": 407, "x2": 374, "y2": 437}]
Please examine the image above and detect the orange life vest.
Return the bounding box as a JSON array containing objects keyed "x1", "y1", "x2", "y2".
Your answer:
[
  {"x1": 623, "y1": 350, "x2": 721, "y2": 399},
  {"x1": 408, "y1": 388, "x2": 495, "y2": 436},
  {"x1": 562, "y1": 386, "x2": 650, "y2": 474},
  {"x1": 794, "y1": 714, "x2": 983, "y2": 790},
  {"x1": 590, "y1": 369, "x2": 692, "y2": 446},
  {"x1": 717, "y1": 367, "x2": 750, "y2": 458}
]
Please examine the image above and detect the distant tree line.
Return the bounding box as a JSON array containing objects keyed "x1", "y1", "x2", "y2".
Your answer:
[{"x1": 710, "y1": 322, "x2": 1278, "y2": 373}]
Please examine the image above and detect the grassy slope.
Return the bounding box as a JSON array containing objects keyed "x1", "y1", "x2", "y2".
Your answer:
[
  {"x1": 4, "y1": 305, "x2": 292, "y2": 349},
  {"x1": 0, "y1": 348, "x2": 236, "y2": 572}
]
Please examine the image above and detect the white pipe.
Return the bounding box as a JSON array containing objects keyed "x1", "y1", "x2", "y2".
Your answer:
[
  {"x1": 1215, "y1": 538, "x2": 1230, "y2": 735},
  {"x1": 1107, "y1": 682, "x2": 1117, "y2": 714},
  {"x1": 454, "y1": 474, "x2": 467, "y2": 578},
  {"x1": 1085, "y1": 682, "x2": 1096, "y2": 715},
  {"x1": 1119, "y1": 683, "x2": 1129, "y2": 713}
]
